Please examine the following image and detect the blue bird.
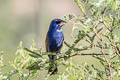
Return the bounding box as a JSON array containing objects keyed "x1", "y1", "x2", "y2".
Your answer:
[{"x1": 45, "y1": 19, "x2": 66, "y2": 74}]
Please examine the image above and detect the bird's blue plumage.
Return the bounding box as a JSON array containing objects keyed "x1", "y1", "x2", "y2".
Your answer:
[
  {"x1": 47, "y1": 26, "x2": 64, "y2": 52},
  {"x1": 46, "y1": 19, "x2": 65, "y2": 52},
  {"x1": 45, "y1": 19, "x2": 66, "y2": 74}
]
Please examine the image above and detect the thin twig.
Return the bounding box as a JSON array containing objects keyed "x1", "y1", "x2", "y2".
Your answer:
[
  {"x1": 101, "y1": 14, "x2": 112, "y2": 32},
  {"x1": 101, "y1": 6, "x2": 107, "y2": 14},
  {"x1": 94, "y1": 28, "x2": 112, "y2": 80},
  {"x1": 100, "y1": 11, "x2": 120, "y2": 56},
  {"x1": 43, "y1": 52, "x2": 106, "y2": 66},
  {"x1": 101, "y1": 44, "x2": 112, "y2": 80},
  {"x1": 107, "y1": 37, "x2": 120, "y2": 56},
  {"x1": 101, "y1": 7, "x2": 112, "y2": 32},
  {"x1": 70, "y1": 53, "x2": 108, "y2": 56},
  {"x1": 57, "y1": 52, "x2": 108, "y2": 61}
]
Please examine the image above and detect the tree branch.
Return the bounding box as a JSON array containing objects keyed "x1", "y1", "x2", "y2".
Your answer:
[
  {"x1": 94, "y1": 28, "x2": 112, "y2": 80},
  {"x1": 101, "y1": 43, "x2": 112, "y2": 80}
]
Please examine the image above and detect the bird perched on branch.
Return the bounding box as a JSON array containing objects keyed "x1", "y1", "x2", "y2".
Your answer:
[{"x1": 45, "y1": 19, "x2": 66, "y2": 75}]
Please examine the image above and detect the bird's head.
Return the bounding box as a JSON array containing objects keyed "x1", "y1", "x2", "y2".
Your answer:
[{"x1": 49, "y1": 19, "x2": 66, "y2": 30}]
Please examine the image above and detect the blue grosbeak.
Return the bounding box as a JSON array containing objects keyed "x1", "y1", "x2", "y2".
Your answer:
[{"x1": 45, "y1": 19, "x2": 66, "y2": 74}]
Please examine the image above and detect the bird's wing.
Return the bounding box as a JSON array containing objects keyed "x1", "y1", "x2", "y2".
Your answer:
[{"x1": 45, "y1": 32, "x2": 48, "y2": 52}]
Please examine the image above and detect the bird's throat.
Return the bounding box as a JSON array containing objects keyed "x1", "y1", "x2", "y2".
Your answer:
[{"x1": 56, "y1": 29, "x2": 63, "y2": 32}]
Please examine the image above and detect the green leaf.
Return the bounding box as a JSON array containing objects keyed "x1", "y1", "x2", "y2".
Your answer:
[
  {"x1": 74, "y1": 0, "x2": 86, "y2": 15},
  {"x1": 27, "y1": 61, "x2": 42, "y2": 70},
  {"x1": 106, "y1": 16, "x2": 110, "y2": 24},
  {"x1": 24, "y1": 48, "x2": 42, "y2": 58},
  {"x1": 91, "y1": 27, "x2": 103, "y2": 42}
]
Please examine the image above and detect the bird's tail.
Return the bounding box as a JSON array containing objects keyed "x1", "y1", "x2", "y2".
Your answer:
[{"x1": 48, "y1": 55, "x2": 58, "y2": 75}]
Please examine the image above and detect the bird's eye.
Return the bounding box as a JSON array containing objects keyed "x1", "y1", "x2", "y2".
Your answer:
[{"x1": 56, "y1": 21, "x2": 61, "y2": 24}]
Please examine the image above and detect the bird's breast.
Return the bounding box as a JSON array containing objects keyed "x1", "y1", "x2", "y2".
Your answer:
[
  {"x1": 49, "y1": 31, "x2": 63, "y2": 43},
  {"x1": 47, "y1": 30, "x2": 64, "y2": 52}
]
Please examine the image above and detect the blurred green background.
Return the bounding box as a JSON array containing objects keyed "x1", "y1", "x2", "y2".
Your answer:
[
  {"x1": 0, "y1": 0, "x2": 120, "y2": 80},
  {"x1": 0, "y1": 0, "x2": 81, "y2": 79},
  {"x1": 0, "y1": 0, "x2": 80, "y2": 49},
  {"x1": 0, "y1": 0, "x2": 81, "y2": 64}
]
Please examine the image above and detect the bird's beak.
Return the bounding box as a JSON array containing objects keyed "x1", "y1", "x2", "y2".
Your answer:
[{"x1": 59, "y1": 21, "x2": 66, "y2": 27}]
